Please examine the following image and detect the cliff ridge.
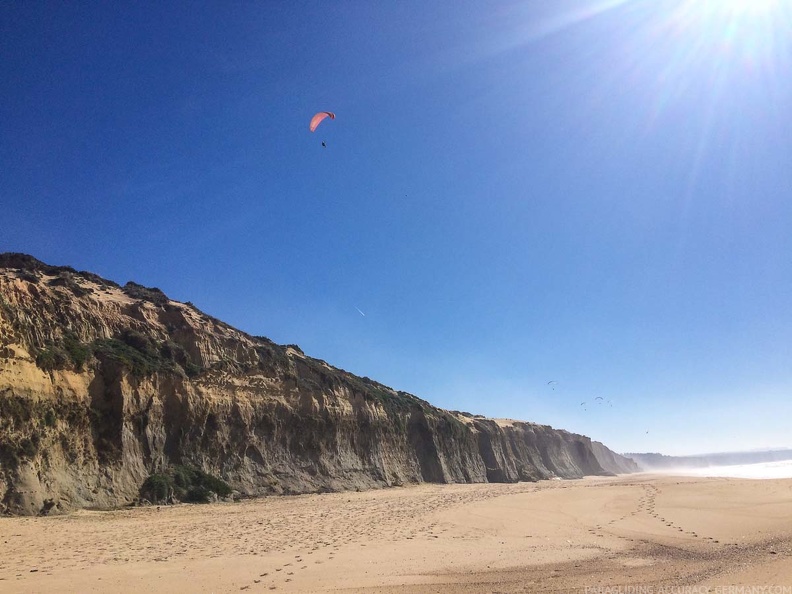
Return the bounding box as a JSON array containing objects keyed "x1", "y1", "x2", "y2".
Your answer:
[{"x1": 0, "y1": 253, "x2": 637, "y2": 515}]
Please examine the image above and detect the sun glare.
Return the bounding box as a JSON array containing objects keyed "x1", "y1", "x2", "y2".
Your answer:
[
  {"x1": 675, "y1": 0, "x2": 786, "y2": 29},
  {"x1": 714, "y1": 0, "x2": 780, "y2": 16},
  {"x1": 667, "y1": 0, "x2": 791, "y2": 69}
]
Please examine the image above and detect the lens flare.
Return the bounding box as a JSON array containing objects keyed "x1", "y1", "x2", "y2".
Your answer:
[{"x1": 709, "y1": 0, "x2": 781, "y2": 16}]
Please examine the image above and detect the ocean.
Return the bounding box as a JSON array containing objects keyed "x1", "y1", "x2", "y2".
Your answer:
[{"x1": 663, "y1": 459, "x2": 792, "y2": 479}]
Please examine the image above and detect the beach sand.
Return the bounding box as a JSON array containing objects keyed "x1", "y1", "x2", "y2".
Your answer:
[{"x1": 1, "y1": 474, "x2": 791, "y2": 593}]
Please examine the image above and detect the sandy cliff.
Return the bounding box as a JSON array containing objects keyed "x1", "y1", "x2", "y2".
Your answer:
[{"x1": 0, "y1": 254, "x2": 637, "y2": 515}]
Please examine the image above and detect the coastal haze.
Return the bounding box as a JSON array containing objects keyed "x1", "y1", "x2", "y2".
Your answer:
[
  {"x1": 672, "y1": 460, "x2": 792, "y2": 480},
  {"x1": 627, "y1": 449, "x2": 792, "y2": 479}
]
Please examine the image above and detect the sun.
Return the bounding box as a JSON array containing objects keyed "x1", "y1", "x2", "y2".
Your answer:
[
  {"x1": 668, "y1": 0, "x2": 790, "y2": 57},
  {"x1": 661, "y1": 0, "x2": 776, "y2": 24},
  {"x1": 713, "y1": 0, "x2": 781, "y2": 16},
  {"x1": 677, "y1": 0, "x2": 785, "y2": 27}
]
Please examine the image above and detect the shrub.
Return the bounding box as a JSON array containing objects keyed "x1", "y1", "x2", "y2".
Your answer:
[
  {"x1": 172, "y1": 465, "x2": 232, "y2": 498},
  {"x1": 36, "y1": 346, "x2": 70, "y2": 371},
  {"x1": 43, "y1": 408, "x2": 57, "y2": 428},
  {"x1": 19, "y1": 435, "x2": 40, "y2": 459},
  {"x1": 123, "y1": 282, "x2": 169, "y2": 306},
  {"x1": 92, "y1": 338, "x2": 157, "y2": 376},
  {"x1": 160, "y1": 341, "x2": 202, "y2": 377},
  {"x1": 63, "y1": 332, "x2": 90, "y2": 370},
  {"x1": 196, "y1": 469, "x2": 233, "y2": 498},
  {"x1": 254, "y1": 340, "x2": 291, "y2": 374},
  {"x1": 18, "y1": 271, "x2": 38, "y2": 283},
  {"x1": 92, "y1": 332, "x2": 181, "y2": 377},
  {"x1": 183, "y1": 360, "x2": 202, "y2": 377},
  {"x1": 171, "y1": 464, "x2": 194, "y2": 491},
  {"x1": 48, "y1": 272, "x2": 90, "y2": 297},
  {"x1": 184, "y1": 485, "x2": 213, "y2": 503},
  {"x1": 33, "y1": 333, "x2": 91, "y2": 372},
  {"x1": 92, "y1": 333, "x2": 202, "y2": 378},
  {"x1": 140, "y1": 473, "x2": 173, "y2": 503},
  {"x1": 140, "y1": 465, "x2": 232, "y2": 505}
]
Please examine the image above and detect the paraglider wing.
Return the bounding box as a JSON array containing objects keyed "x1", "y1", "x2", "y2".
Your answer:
[{"x1": 309, "y1": 111, "x2": 335, "y2": 132}]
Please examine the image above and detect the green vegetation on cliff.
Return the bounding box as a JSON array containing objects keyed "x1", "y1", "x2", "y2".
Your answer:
[
  {"x1": 0, "y1": 393, "x2": 90, "y2": 472},
  {"x1": 33, "y1": 329, "x2": 203, "y2": 378},
  {"x1": 140, "y1": 465, "x2": 232, "y2": 504}
]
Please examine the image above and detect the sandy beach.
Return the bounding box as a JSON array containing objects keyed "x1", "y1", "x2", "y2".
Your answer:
[{"x1": 1, "y1": 474, "x2": 791, "y2": 593}]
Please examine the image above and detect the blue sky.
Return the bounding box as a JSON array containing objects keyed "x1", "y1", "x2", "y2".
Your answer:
[{"x1": 2, "y1": 1, "x2": 791, "y2": 455}]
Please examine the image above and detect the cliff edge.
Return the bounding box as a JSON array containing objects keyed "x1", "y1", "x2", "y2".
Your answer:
[{"x1": 0, "y1": 253, "x2": 637, "y2": 515}]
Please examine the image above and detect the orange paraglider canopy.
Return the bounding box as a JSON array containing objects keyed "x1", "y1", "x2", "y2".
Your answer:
[{"x1": 309, "y1": 111, "x2": 335, "y2": 132}]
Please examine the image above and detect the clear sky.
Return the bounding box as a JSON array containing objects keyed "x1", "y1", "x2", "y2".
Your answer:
[{"x1": 2, "y1": 1, "x2": 791, "y2": 456}]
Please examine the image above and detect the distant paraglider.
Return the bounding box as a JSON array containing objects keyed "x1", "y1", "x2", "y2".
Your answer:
[
  {"x1": 547, "y1": 381, "x2": 558, "y2": 391},
  {"x1": 310, "y1": 111, "x2": 335, "y2": 132}
]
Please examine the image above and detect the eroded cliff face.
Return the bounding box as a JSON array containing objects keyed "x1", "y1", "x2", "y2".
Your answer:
[
  {"x1": 0, "y1": 254, "x2": 637, "y2": 515},
  {"x1": 592, "y1": 441, "x2": 640, "y2": 474}
]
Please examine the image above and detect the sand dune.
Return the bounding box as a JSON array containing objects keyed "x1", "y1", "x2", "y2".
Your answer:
[{"x1": 1, "y1": 474, "x2": 790, "y2": 592}]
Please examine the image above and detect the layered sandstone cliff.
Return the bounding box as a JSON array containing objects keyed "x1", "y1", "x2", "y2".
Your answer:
[{"x1": 0, "y1": 254, "x2": 637, "y2": 515}]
